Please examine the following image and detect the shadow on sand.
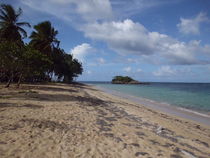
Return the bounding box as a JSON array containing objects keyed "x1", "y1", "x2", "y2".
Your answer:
[
  {"x1": 16, "y1": 89, "x2": 112, "y2": 107},
  {"x1": 36, "y1": 86, "x2": 78, "y2": 93},
  {"x1": 0, "y1": 103, "x2": 43, "y2": 109}
]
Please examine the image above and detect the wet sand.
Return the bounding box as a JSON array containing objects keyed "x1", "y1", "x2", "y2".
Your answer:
[
  {"x1": 0, "y1": 83, "x2": 210, "y2": 158},
  {"x1": 96, "y1": 86, "x2": 210, "y2": 126}
]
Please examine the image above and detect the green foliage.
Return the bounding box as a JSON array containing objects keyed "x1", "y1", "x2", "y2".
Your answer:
[
  {"x1": 0, "y1": 42, "x2": 52, "y2": 83},
  {"x1": 29, "y1": 21, "x2": 59, "y2": 55},
  {"x1": 50, "y1": 48, "x2": 83, "y2": 82},
  {"x1": 0, "y1": 41, "x2": 23, "y2": 81},
  {"x1": 0, "y1": 4, "x2": 83, "y2": 87},
  {"x1": 112, "y1": 76, "x2": 135, "y2": 83},
  {"x1": 0, "y1": 4, "x2": 30, "y2": 42},
  {"x1": 20, "y1": 45, "x2": 52, "y2": 82},
  {"x1": 62, "y1": 54, "x2": 83, "y2": 83}
]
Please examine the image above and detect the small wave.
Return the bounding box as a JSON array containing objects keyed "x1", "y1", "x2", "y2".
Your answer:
[
  {"x1": 92, "y1": 84, "x2": 210, "y2": 126},
  {"x1": 178, "y1": 107, "x2": 210, "y2": 118}
]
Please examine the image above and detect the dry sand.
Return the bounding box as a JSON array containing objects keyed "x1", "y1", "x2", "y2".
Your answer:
[{"x1": 0, "y1": 83, "x2": 210, "y2": 158}]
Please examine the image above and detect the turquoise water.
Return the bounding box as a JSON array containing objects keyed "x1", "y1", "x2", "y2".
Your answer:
[{"x1": 84, "y1": 82, "x2": 210, "y2": 113}]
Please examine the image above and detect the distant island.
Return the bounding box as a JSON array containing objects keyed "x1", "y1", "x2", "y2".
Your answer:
[{"x1": 112, "y1": 76, "x2": 141, "y2": 84}]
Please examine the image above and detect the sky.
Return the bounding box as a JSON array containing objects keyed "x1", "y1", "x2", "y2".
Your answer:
[{"x1": 3, "y1": 0, "x2": 210, "y2": 82}]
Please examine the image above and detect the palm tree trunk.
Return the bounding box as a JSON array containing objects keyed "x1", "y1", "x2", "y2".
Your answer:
[
  {"x1": 5, "y1": 72, "x2": 13, "y2": 88},
  {"x1": 17, "y1": 73, "x2": 22, "y2": 88}
]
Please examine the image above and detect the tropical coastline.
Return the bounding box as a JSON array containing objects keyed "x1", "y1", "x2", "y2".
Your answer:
[
  {"x1": 1, "y1": 1, "x2": 210, "y2": 158},
  {"x1": 91, "y1": 84, "x2": 210, "y2": 126},
  {"x1": 0, "y1": 83, "x2": 210, "y2": 158},
  {"x1": 86, "y1": 81, "x2": 210, "y2": 113}
]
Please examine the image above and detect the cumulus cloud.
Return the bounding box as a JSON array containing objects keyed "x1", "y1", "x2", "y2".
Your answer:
[
  {"x1": 17, "y1": 0, "x2": 210, "y2": 67},
  {"x1": 177, "y1": 12, "x2": 209, "y2": 35},
  {"x1": 83, "y1": 19, "x2": 152, "y2": 55},
  {"x1": 71, "y1": 43, "x2": 92, "y2": 62},
  {"x1": 153, "y1": 66, "x2": 176, "y2": 76},
  {"x1": 123, "y1": 67, "x2": 132, "y2": 72},
  {"x1": 82, "y1": 19, "x2": 210, "y2": 65}
]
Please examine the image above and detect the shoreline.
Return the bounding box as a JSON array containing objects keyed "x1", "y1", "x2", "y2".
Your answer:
[
  {"x1": 90, "y1": 84, "x2": 210, "y2": 126},
  {"x1": 1, "y1": 83, "x2": 210, "y2": 157}
]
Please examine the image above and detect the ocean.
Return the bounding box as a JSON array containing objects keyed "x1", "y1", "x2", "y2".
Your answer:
[{"x1": 83, "y1": 82, "x2": 210, "y2": 116}]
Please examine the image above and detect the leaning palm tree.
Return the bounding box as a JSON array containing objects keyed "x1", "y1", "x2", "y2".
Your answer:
[
  {"x1": 29, "y1": 21, "x2": 60, "y2": 56},
  {"x1": 30, "y1": 21, "x2": 60, "y2": 79},
  {"x1": 0, "y1": 4, "x2": 30, "y2": 42}
]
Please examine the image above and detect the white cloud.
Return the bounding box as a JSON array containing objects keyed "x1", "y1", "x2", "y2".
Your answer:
[
  {"x1": 71, "y1": 43, "x2": 92, "y2": 62},
  {"x1": 82, "y1": 19, "x2": 210, "y2": 65},
  {"x1": 20, "y1": 0, "x2": 113, "y2": 23},
  {"x1": 20, "y1": 0, "x2": 177, "y2": 23},
  {"x1": 127, "y1": 58, "x2": 135, "y2": 62},
  {"x1": 123, "y1": 67, "x2": 132, "y2": 72},
  {"x1": 153, "y1": 66, "x2": 176, "y2": 76},
  {"x1": 177, "y1": 12, "x2": 209, "y2": 35},
  {"x1": 18, "y1": 1, "x2": 210, "y2": 67},
  {"x1": 86, "y1": 70, "x2": 92, "y2": 74},
  {"x1": 83, "y1": 19, "x2": 155, "y2": 56},
  {"x1": 137, "y1": 68, "x2": 142, "y2": 72},
  {"x1": 97, "y1": 58, "x2": 105, "y2": 64},
  {"x1": 111, "y1": 0, "x2": 178, "y2": 18}
]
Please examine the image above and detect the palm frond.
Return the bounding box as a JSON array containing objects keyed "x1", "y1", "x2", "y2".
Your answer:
[
  {"x1": 17, "y1": 26, "x2": 27, "y2": 38},
  {"x1": 16, "y1": 7, "x2": 22, "y2": 19},
  {"x1": 2, "y1": 4, "x2": 16, "y2": 21},
  {"x1": 0, "y1": 4, "x2": 30, "y2": 41},
  {"x1": 0, "y1": 14, "x2": 7, "y2": 21},
  {"x1": 17, "y1": 22, "x2": 31, "y2": 27},
  {"x1": 0, "y1": 5, "x2": 9, "y2": 19}
]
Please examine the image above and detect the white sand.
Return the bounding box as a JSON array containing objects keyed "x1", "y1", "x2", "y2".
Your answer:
[{"x1": 0, "y1": 83, "x2": 210, "y2": 158}]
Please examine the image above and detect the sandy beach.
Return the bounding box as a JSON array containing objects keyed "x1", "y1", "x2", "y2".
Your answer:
[{"x1": 0, "y1": 83, "x2": 210, "y2": 158}]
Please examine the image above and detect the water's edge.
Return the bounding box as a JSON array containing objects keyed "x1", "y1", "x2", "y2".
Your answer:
[{"x1": 92, "y1": 84, "x2": 210, "y2": 127}]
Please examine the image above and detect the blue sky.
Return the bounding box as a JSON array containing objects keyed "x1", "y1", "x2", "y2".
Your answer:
[{"x1": 4, "y1": 0, "x2": 210, "y2": 82}]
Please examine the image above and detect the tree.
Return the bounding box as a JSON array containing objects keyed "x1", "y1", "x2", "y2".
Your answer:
[
  {"x1": 29, "y1": 22, "x2": 82, "y2": 82},
  {"x1": 0, "y1": 4, "x2": 83, "y2": 86},
  {"x1": 0, "y1": 4, "x2": 30, "y2": 43},
  {"x1": 29, "y1": 21, "x2": 60, "y2": 79},
  {"x1": 51, "y1": 47, "x2": 66, "y2": 79},
  {"x1": 29, "y1": 21, "x2": 59, "y2": 56},
  {"x1": 19, "y1": 45, "x2": 52, "y2": 85},
  {"x1": 51, "y1": 49, "x2": 83, "y2": 83},
  {"x1": 0, "y1": 41, "x2": 23, "y2": 87},
  {"x1": 70, "y1": 58, "x2": 83, "y2": 79},
  {"x1": 112, "y1": 76, "x2": 135, "y2": 84},
  {"x1": 0, "y1": 4, "x2": 30, "y2": 87},
  {"x1": 62, "y1": 54, "x2": 83, "y2": 82}
]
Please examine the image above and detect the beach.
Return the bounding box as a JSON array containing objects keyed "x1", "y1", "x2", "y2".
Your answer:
[{"x1": 0, "y1": 83, "x2": 210, "y2": 158}]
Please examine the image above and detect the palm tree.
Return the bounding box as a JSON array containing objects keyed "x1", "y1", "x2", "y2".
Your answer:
[
  {"x1": 62, "y1": 54, "x2": 83, "y2": 82},
  {"x1": 29, "y1": 21, "x2": 60, "y2": 79},
  {"x1": 0, "y1": 4, "x2": 30, "y2": 42},
  {"x1": 29, "y1": 21, "x2": 60, "y2": 56}
]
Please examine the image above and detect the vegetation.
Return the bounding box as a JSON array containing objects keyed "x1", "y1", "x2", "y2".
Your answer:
[
  {"x1": 112, "y1": 76, "x2": 140, "y2": 84},
  {"x1": 0, "y1": 4, "x2": 83, "y2": 87},
  {"x1": 0, "y1": 4, "x2": 30, "y2": 43}
]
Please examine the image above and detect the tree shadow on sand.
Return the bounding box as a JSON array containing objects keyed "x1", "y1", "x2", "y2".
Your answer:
[
  {"x1": 73, "y1": 83, "x2": 100, "y2": 92},
  {"x1": 21, "y1": 118, "x2": 70, "y2": 132},
  {"x1": 36, "y1": 86, "x2": 78, "y2": 93},
  {"x1": 0, "y1": 103, "x2": 43, "y2": 109},
  {"x1": 19, "y1": 91, "x2": 113, "y2": 106}
]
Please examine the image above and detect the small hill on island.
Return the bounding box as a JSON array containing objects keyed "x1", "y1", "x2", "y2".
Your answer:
[{"x1": 111, "y1": 76, "x2": 141, "y2": 84}]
